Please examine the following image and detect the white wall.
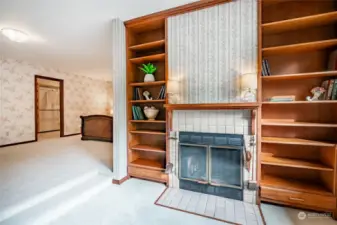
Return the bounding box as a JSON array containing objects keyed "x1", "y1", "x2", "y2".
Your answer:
[{"x1": 111, "y1": 18, "x2": 127, "y2": 180}]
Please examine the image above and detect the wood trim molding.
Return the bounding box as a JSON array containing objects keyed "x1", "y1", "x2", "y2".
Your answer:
[
  {"x1": 112, "y1": 175, "x2": 130, "y2": 185},
  {"x1": 35, "y1": 75, "x2": 65, "y2": 139},
  {"x1": 62, "y1": 133, "x2": 81, "y2": 137},
  {"x1": 165, "y1": 103, "x2": 260, "y2": 111},
  {"x1": 124, "y1": 0, "x2": 232, "y2": 27},
  {"x1": 0, "y1": 140, "x2": 37, "y2": 148}
]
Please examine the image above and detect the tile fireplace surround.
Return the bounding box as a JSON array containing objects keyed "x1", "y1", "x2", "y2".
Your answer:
[{"x1": 168, "y1": 110, "x2": 257, "y2": 204}]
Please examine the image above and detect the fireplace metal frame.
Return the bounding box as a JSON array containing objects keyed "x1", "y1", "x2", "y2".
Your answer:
[
  {"x1": 178, "y1": 143, "x2": 209, "y2": 184},
  {"x1": 178, "y1": 144, "x2": 243, "y2": 189},
  {"x1": 209, "y1": 145, "x2": 243, "y2": 190}
]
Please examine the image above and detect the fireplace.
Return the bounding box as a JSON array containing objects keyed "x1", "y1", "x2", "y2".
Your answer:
[{"x1": 179, "y1": 132, "x2": 244, "y2": 200}]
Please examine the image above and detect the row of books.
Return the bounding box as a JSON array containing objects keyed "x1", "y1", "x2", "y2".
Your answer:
[
  {"x1": 321, "y1": 79, "x2": 337, "y2": 100},
  {"x1": 132, "y1": 106, "x2": 145, "y2": 120},
  {"x1": 133, "y1": 86, "x2": 166, "y2": 100},
  {"x1": 262, "y1": 59, "x2": 271, "y2": 76}
]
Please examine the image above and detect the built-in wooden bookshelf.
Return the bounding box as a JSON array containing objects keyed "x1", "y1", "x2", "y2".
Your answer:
[
  {"x1": 125, "y1": 18, "x2": 168, "y2": 184},
  {"x1": 260, "y1": 0, "x2": 337, "y2": 217}
]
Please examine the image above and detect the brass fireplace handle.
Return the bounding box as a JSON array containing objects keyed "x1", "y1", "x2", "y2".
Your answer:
[
  {"x1": 289, "y1": 197, "x2": 304, "y2": 202},
  {"x1": 197, "y1": 180, "x2": 208, "y2": 184}
]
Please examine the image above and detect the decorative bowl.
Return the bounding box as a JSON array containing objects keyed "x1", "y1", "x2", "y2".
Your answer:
[{"x1": 143, "y1": 106, "x2": 159, "y2": 120}]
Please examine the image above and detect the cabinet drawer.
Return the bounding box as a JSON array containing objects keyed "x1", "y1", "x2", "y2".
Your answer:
[
  {"x1": 261, "y1": 187, "x2": 336, "y2": 210},
  {"x1": 128, "y1": 166, "x2": 167, "y2": 183}
]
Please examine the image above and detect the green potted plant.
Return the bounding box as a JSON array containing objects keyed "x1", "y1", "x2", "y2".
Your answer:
[{"x1": 139, "y1": 63, "x2": 157, "y2": 82}]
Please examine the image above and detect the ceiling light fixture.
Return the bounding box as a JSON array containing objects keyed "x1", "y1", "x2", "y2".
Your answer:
[{"x1": 1, "y1": 28, "x2": 29, "y2": 42}]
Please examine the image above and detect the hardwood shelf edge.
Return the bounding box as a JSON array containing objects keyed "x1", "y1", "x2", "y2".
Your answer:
[
  {"x1": 130, "y1": 144, "x2": 166, "y2": 153},
  {"x1": 129, "y1": 39, "x2": 165, "y2": 51},
  {"x1": 262, "y1": 100, "x2": 337, "y2": 104},
  {"x1": 262, "y1": 39, "x2": 337, "y2": 56},
  {"x1": 262, "y1": 137, "x2": 336, "y2": 147},
  {"x1": 129, "y1": 53, "x2": 166, "y2": 63},
  {"x1": 129, "y1": 81, "x2": 166, "y2": 86},
  {"x1": 164, "y1": 103, "x2": 260, "y2": 111},
  {"x1": 262, "y1": 11, "x2": 337, "y2": 35},
  {"x1": 262, "y1": 71, "x2": 337, "y2": 80},
  {"x1": 261, "y1": 154, "x2": 334, "y2": 171}
]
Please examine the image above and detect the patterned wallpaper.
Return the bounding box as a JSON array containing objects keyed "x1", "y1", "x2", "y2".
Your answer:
[
  {"x1": 168, "y1": 0, "x2": 257, "y2": 103},
  {"x1": 0, "y1": 58, "x2": 113, "y2": 145}
]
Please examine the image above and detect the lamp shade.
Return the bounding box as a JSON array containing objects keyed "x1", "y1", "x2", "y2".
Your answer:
[
  {"x1": 167, "y1": 79, "x2": 179, "y2": 94},
  {"x1": 240, "y1": 73, "x2": 257, "y2": 90}
]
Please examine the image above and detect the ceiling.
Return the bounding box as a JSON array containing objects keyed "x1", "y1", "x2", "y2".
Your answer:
[{"x1": 0, "y1": 0, "x2": 197, "y2": 81}]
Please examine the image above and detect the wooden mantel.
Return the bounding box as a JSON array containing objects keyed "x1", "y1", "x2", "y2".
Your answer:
[{"x1": 164, "y1": 103, "x2": 260, "y2": 111}]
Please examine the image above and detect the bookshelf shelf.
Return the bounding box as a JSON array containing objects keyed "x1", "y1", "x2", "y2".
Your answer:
[
  {"x1": 129, "y1": 130, "x2": 166, "y2": 135},
  {"x1": 262, "y1": 71, "x2": 337, "y2": 80},
  {"x1": 130, "y1": 120, "x2": 166, "y2": 123},
  {"x1": 263, "y1": 11, "x2": 337, "y2": 35},
  {"x1": 129, "y1": 158, "x2": 164, "y2": 171},
  {"x1": 262, "y1": 100, "x2": 337, "y2": 104},
  {"x1": 261, "y1": 175, "x2": 333, "y2": 196},
  {"x1": 262, "y1": 137, "x2": 335, "y2": 147},
  {"x1": 165, "y1": 103, "x2": 260, "y2": 111},
  {"x1": 129, "y1": 53, "x2": 165, "y2": 64},
  {"x1": 129, "y1": 40, "x2": 165, "y2": 51},
  {"x1": 131, "y1": 144, "x2": 165, "y2": 153},
  {"x1": 263, "y1": 39, "x2": 337, "y2": 56},
  {"x1": 261, "y1": 153, "x2": 334, "y2": 171},
  {"x1": 129, "y1": 81, "x2": 166, "y2": 87},
  {"x1": 130, "y1": 100, "x2": 166, "y2": 103},
  {"x1": 261, "y1": 120, "x2": 337, "y2": 128}
]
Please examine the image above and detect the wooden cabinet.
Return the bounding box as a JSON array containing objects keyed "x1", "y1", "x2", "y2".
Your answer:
[
  {"x1": 125, "y1": 19, "x2": 168, "y2": 183},
  {"x1": 261, "y1": 186, "x2": 336, "y2": 210},
  {"x1": 259, "y1": 0, "x2": 337, "y2": 218}
]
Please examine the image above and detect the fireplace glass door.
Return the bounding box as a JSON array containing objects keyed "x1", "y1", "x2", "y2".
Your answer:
[
  {"x1": 209, "y1": 146, "x2": 242, "y2": 188},
  {"x1": 179, "y1": 144, "x2": 208, "y2": 183}
]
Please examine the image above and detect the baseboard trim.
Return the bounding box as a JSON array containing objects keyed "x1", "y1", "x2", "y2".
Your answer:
[
  {"x1": 112, "y1": 175, "x2": 129, "y2": 185},
  {"x1": 62, "y1": 133, "x2": 81, "y2": 137},
  {"x1": 38, "y1": 130, "x2": 60, "y2": 134},
  {"x1": 0, "y1": 140, "x2": 37, "y2": 148}
]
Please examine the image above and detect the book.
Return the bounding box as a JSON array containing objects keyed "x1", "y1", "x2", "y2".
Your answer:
[
  {"x1": 332, "y1": 79, "x2": 337, "y2": 100},
  {"x1": 321, "y1": 80, "x2": 329, "y2": 100},
  {"x1": 326, "y1": 79, "x2": 335, "y2": 100},
  {"x1": 137, "y1": 88, "x2": 143, "y2": 100},
  {"x1": 136, "y1": 106, "x2": 145, "y2": 120},
  {"x1": 157, "y1": 86, "x2": 164, "y2": 99},
  {"x1": 262, "y1": 59, "x2": 268, "y2": 76},
  {"x1": 262, "y1": 59, "x2": 271, "y2": 76},
  {"x1": 132, "y1": 106, "x2": 138, "y2": 120},
  {"x1": 268, "y1": 95, "x2": 295, "y2": 102},
  {"x1": 265, "y1": 59, "x2": 271, "y2": 75},
  {"x1": 160, "y1": 86, "x2": 166, "y2": 99},
  {"x1": 133, "y1": 88, "x2": 138, "y2": 100}
]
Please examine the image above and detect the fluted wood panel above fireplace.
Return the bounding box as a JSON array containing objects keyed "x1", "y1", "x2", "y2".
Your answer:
[{"x1": 167, "y1": 0, "x2": 258, "y2": 104}]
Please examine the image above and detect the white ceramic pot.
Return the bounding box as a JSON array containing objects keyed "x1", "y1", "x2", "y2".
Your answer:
[
  {"x1": 143, "y1": 106, "x2": 159, "y2": 120},
  {"x1": 144, "y1": 74, "x2": 155, "y2": 82}
]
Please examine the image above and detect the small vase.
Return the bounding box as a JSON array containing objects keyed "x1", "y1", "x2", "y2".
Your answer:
[{"x1": 144, "y1": 74, "x2": 155, "y2": 82}]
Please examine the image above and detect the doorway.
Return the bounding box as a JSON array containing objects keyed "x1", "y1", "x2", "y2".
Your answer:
[{"x1": 34, "y1": 75, "x2": 64, "y2": 141}]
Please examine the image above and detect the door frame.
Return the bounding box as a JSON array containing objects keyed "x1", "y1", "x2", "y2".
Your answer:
[{"x1": 34, "y1": 75, "x2": 65, "y2": 140}]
